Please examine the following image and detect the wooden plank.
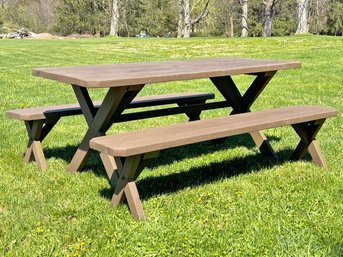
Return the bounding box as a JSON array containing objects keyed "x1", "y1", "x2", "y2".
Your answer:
[
  {"x1": 90, "y1": 105, "x2": 337, "y2": 157},
  {"x1": 100, "y1": 153, "x2": 119, "y2": 187},
  {"x1": 32, "y1": 141, "x2": 47, "y2": 171},
  {"x1": 308, "y1": 140, "x2": 327, "y2": 168},
  {"x1": 32, "y1": 58, "x2": 301, "y2": 88},
  {"x1": 115, "y1": 101, "x2": 229, "y2": 123},
  {"x1": 6, "y1": 92, "x2": 215, "y2": 121},
  {"x1": 124, "y1": 181, "x2": 146, "y2": 220}
]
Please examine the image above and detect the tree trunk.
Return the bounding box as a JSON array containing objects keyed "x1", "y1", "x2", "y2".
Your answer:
[
  {"x1": 230, "y1": 16, "x2": 234, "y2": 37},
  {"x1": 177, "y1": 0, "x2": 184, "y2": 38},
  {"x1": 241, "y1": 0, "x2": 248, "y2": 37},
  {"x1": 110, "y1": 0, "x2": 119, "y2": 36},
  {"x1": 296, "y1": 0, "x2": 308, "y2": 34},
  {"x1": 184, "y1": 0, "x2": 191, "y2": 38},
  {"x1": 262, "y1": 0, "x2": 277, "y2": 37},
  {"x1": 122, "y1": 0, "x2": 129, "y2": 37}
]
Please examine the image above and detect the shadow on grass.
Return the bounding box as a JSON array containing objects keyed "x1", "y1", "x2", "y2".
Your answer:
[
  {"x1": 98, "y1": 147, "x2": 300, "y2": 201},
  {"x1": 43, "y1": 133, "x2": 315, "y2": 200},
  {"x1": 44, "y1": 133, "x2": 281, "y2": 175}
]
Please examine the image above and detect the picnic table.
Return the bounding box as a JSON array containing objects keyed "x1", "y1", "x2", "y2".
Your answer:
[{"x1": 32, "y1": 57, "x2": 302, "y2": 172}]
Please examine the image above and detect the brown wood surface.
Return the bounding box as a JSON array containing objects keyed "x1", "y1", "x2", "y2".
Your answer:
[
  {"x1": 32, "y1": 58, "x2": 301, "y2": 88},
  {"x1": 6, "y1": 92, "x2": 214, "y2": 121},
  {"x1": 90, "y1": 105, "x2": 337, "y2": 157}
]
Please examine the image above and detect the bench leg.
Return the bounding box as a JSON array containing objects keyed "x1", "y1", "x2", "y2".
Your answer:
[
  {"x1": 111, "y1": 155, "x2": 146, "y2": 220},
  {"x1": 177, "y1": 100, "x2": 206, "y2": 121},
  {"x1": 291, "y1": 119, "x2": 327, "y2": 168},
  {"x1": 100, "y1": 153, "x2": 159, "y2": 220},
  {"x1": 24, "y1": 119, "x2": 59, "y2": 171},
  {"x1": 24, "y1": 120, "x2": 45, "y2": 170},
  {"x1": 210, "y1": 72, "x2": 278, "y2": 158}
]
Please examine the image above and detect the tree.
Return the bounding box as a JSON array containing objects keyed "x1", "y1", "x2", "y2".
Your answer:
[
  {"x1": 296, "y1": 0, "x2": 308, "y2": 34},
  {"x1": 110, "y1": 0, "x2": 119, "y2": 36},
  {"x1": 262, "y1": 0, "x2": 277, "y2": 37},
  {"x1": 241, "y1": 0, "x2": 248, "y2": 37},
  {"x1": 212, "y1": 0, "x2": 239, "y2": 37},
  {"x1": 178, "y1": 0, "x2": 212, "y2": 37},
  {"x1": 54, "y1": 0, "x2": 110, "y2": 36},
  {"x1": 326, "y1": 0, "x2": 343, "y2": 35},
  {"x1": 177, "y1": 0, "x2": 184, "y2": 37}
]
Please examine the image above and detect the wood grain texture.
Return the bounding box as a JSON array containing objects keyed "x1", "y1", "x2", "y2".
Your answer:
[
  {"x1": 89, "y1": 105, "x2": 337, "y2": 157},
  {"x1": 32, "y1": 58, "x2": 301, "y2": 88}
]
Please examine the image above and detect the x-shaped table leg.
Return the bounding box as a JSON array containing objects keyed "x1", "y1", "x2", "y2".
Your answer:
[
  {"x1": 67, "y1": 84, "x2": 144, "y2": 172},
  {"x1": 210, "y1": 71, "x2": 278, "y2": 158}
]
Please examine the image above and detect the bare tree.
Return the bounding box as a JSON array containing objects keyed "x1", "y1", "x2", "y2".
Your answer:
[
  {"x1": 177, "y1": 0, "x2": 184, "y2": 37},
  {"x1": 184, "y1": 0, "x2": 192, "y2": 37},
  {"x1": 181, "y1": 0, "x2": 212, "y2": 38},
  {"x1": 311, "y1": 0, "x2": 329, "y2": 35},
  {"x1": 110, "y1": 0, "x2": 119, "y2": 36},
  {"x1": 262, "y1": 0, "x2": 277, "y2": 37},
  {"x1": 296, "y1": 0, "x2": 308, "y2": 34},
  {"x1": 241, "y1": 0, "x2": 248, "y2": 37}
]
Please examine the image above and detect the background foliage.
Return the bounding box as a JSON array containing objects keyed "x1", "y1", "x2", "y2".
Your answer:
[{"x1": 0, "y1": 0, "x2": 343, "y2": 37}]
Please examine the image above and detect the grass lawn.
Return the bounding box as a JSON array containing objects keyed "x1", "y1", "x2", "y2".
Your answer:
[{"x1": 0, "y1": 35, "x2": 342, "y2": 256}]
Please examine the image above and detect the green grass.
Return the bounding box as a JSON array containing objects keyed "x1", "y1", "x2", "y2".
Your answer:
[{"x1": 0, "y1": 35, "x2": 342, "y2": 256}]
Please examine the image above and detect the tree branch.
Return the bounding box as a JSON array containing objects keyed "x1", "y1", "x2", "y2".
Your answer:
[{"x1": 191, "y1": 0, "x2": 212, "y2": 25}]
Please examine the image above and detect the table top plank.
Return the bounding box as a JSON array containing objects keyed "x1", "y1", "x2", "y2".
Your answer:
[{"x1": 33, "y1": 58, "x2": 301, "y2": 88}]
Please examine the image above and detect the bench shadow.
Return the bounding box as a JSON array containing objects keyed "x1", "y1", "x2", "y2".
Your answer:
[
  {"x1": 44, "y1": 139, "x2": 314, "y2": 201},
  {"x1": 98, "y1": 148, "x2": 304, "y2": 201},
  {"x1": 44, "y1": 133, "x2": 281, "y2": 178}
]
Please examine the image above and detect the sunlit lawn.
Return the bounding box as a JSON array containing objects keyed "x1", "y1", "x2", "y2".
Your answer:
[{"x1": 0, "y1": 35, "x2": 342, "y2": 256}]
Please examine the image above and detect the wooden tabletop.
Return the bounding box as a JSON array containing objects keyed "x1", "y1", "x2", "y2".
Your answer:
[{"x1": 33, "y1": 57, "x2": 301, "y2": 88}]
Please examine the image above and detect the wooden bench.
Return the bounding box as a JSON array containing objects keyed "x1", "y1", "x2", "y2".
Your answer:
[
  {"x1": 89, "y1": 105, "x2": 337, "y2": 220},
  {"x1": 6, "y1": 92, "x2": 215, "y2": 170}
]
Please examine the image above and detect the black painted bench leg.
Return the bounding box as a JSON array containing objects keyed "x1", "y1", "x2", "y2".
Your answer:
[
  {"x1": 177, "y1": 100, "x2": 206, "y2": 121},
  {"x1": 291, "y1": 119, "x2": 327, "y2": 168}
]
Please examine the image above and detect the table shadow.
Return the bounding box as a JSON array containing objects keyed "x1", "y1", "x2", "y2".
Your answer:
[
  {"x1": 98, "y1": 147, "x2": 308, "y2": 201},
  {"x1": 44, "y1": 133, "x2": 281, "y2": 178}
]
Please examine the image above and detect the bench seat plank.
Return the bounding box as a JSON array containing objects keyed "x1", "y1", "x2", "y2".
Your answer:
[
  {"x1": 90, "y1": 105, "x2": 337, "y2": 157},
  {"x1": 6, "y1": 92, "x2": 214, "y2": 121},
  {"x1": 90, "y1": 105, "x2": 336, "y2": 220}
]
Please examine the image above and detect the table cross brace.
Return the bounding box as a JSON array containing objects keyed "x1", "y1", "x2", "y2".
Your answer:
[
  {"x1": 210, "y1": 71, "x2": 277, "y2": 158},
  {"x1": 68, "y1": 85, "x2": 143, "y2": 172}
]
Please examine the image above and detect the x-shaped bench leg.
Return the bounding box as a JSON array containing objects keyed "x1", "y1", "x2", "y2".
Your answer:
[
  {"x1": 210, "y1": 72, "x2": 277, "y2": 158},
  {"x1": 24, "y1": 118, "x2": 59, "y2": 171},
  {"x1": 291, "y1": 119, "x2": 327, "y2": 168},
  {"x1": 100, "y1": 152, "x2": 159, "y2": 220}
]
